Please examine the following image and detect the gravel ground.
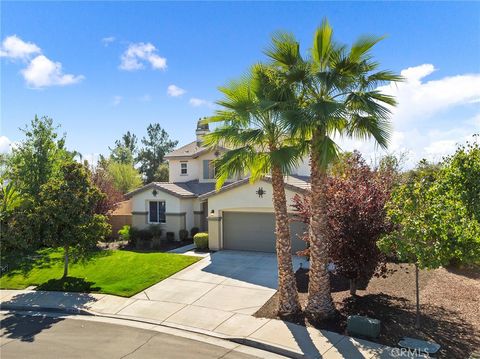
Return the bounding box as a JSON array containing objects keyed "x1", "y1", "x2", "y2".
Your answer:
[{"x1": 255, "y1": 263, "x2": 480, "y2": 358}]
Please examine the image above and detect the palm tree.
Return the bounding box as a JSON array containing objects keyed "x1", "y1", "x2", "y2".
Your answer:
[
  {"x1": 203, "y1": 64, "x2": 303, "y2": 315},
  {"x1": 264, "y1": 20, "x2": 402, "y2": 319}
]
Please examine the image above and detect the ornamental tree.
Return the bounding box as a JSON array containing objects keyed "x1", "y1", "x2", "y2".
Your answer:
[
  {"x1": 291, "y1": 152, "x2": 394, "y2": 295},
  {"x1": 90, "y1": 163, "x2": 124, "y2": 215},
  {"x1": 39, "y1": 161, "x2": 110, "y2": 278},
  {"x1": 379, "y1": 138, "x2": 480, "y2": 328}
]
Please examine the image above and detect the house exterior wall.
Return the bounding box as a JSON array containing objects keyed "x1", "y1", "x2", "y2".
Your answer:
[
  {"x1": 206, "y1": 179, "x2": 300, "y2": 214},
  {"x1": 168, "y1": 159, "x2": 200, "y2": 183},
  {"x1": 130, "y1": 188, "x2": 193, "y2": 237},
  {"x1": 206, "y1": 179, "x2": 302, "y2": 250},
  {"x1": 168, "y1": 149, "x2": 236, "y2": 183},
  {"x1": 291, "y1": 156, "x2": 310, "y2": 176}
]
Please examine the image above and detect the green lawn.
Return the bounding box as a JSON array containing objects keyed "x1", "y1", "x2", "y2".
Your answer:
[{"x1": 0, "y1": 248, "x2": 200, "y2": 297}]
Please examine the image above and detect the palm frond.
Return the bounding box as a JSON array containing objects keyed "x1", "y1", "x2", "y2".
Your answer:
[
  {"x1": 264, "y1": 31, "x2": 302, "y2": 69},
  {"x1": 312, "y1": 135, "x2": 341, "y2": 171},
  {"x1": 349, "y1": 35, "x2": 385, "y2": 62},
  {"x1": 312, "y1": 18, "x2": 334, "y2": 70},
  {"x1": 348, "y1": 114, "x2": 392, "y2": 149}
]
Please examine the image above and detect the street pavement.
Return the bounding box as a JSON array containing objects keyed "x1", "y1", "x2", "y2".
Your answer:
[{"x1": 0, "y1": 312, "x2": 270, "y2": 359}]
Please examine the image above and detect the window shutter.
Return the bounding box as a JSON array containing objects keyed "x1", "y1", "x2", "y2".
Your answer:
[{"x1": 203, "y1": 160, "x2": 209, "y2": 179}]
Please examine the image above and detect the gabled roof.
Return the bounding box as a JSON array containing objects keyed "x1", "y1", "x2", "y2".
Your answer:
[
  {"x1": 124, "y1": 180, "x2": 217, "y2": 199},
  {"x1": 198, "y1": 175, "x2": 310, "y2": 200},
  {"x1": 164, "y1": 141, "x2": 207, "y2": 159},
  {"x1": 164, "y1": 141, "x2": 229, "y2": 159}
]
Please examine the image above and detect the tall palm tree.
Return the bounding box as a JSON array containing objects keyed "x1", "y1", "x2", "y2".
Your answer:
[
  {"x1": 203, "y1": 64, "x2": 303, "y2": 315},
  {"x1": 265, "y1": 20, "x2": 402, "y2": 319}
]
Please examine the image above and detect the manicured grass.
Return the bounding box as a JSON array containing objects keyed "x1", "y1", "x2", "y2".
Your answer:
[{"x1": 0, "y1": 248, "x2": 200, "y2": 297}]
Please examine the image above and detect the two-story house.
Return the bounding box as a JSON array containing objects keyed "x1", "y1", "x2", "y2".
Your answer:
[{"x1": 125, "y1": 120, "x2": 310, "y2": 253}]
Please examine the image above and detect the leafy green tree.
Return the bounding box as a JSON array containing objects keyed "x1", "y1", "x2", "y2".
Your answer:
[
  {"x1": 379, "y1": 139, "x2": 480, "y2": 328},
  {"x1": 0, "y1": 181, "x2": 29, "y2": 251},
  {"x1": 106, "y1": 160, "x2": 143, "y2": 194},
  {"x1": 9, "y1": 116, "x2": 69, "y2": 201},
  {"x1": 109, "y1": 131, "x2": 138, "y2": 164},
  {"x1": 154, "y1": 163, "x2": 169, "y2": 182},
  {"x1": 39, "y1": 161, "x2": 110, "y2": 278},
  {"x1": 137, "y1": 124, "x2": 178, "y2": 183},
  {"x1": 265, "y1": 20, "x2": 401, "y2": 319},
  {"x1": 0, "y1": 153, "x2": 10, "y2": 178},
  {"x1": 204, "y1": 64, "x2": 304, "y2": 315},
  {"x1": 7, "y1": 116, "x2": 71, "y2": 245}
]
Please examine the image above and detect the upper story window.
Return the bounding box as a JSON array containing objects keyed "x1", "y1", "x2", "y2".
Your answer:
[
  {"x1": 149, "y1": 201, "x2": 166, "y2": 223},
  {"x1": 203, "y1": 160, "x2": 216, "y2": 180},
  {"x1": 180, "y1": 162, "x2": 188, "y2": 175}
]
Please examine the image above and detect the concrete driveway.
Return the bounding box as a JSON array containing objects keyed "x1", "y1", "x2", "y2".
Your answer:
[{"x1": 131, "y1": 250, "x2": 306, "y2": 316}]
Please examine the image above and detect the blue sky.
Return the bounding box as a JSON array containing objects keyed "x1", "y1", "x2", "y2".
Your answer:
[{"x1": 1, "y1": 1, "x2": 479, "y2": 167}]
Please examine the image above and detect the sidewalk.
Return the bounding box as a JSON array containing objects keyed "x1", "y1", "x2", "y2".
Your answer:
[{"x1": 1, "y1": 288, "x2": 398, "y2": 358}]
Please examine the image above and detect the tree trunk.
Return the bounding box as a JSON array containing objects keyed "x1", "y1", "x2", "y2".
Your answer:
[
  {"x1": 305, "y1": 140, "x2": 335, "y2": 319},
  {"x1": 63, "y1": 246, "x2": 69, "y2": 278},
  {"x1": 349, "y1": 278, "x2": 357, "y2": 296},
  {"x1": 271, "y1": 164, "x2": 301, "y2": 315},
  {"x1": 415, "y1": 262, "x2": 420, "y2": 329}
]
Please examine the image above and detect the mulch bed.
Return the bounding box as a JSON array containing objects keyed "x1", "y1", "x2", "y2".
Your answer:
[{"x1": 254, "y1": 263, "x2": 480, "y2": 358}]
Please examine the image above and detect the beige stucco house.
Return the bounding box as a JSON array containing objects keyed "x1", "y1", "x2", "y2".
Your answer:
[{"x1": 125, "y1": 121, "x2": 311, "y2": 253}]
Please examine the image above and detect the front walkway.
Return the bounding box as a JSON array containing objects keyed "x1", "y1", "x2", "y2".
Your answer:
[{"x1": 0, "y1": 251, "x2": 399, "y2": 358}]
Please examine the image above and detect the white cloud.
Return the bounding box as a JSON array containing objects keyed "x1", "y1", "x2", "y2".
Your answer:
[
  {"x1": 189, "y1": 97, "x2": 212, "y2": 107},
  {"x1": 119, "y1": 42, "x2": 167, "y2": 71},
  {"x1": 102, "y1": 36, "x2": 115, "y2": 46},
  {"x1": 167, "y1": 84, "x2": 186, "y2": 97},
  {"x1": 0, "y1": 136, "x2": 12, "y2": 153},
  {"x1": 111, "y1": 95, "x2": 123, "y2": 106},
  {"x1": 1, "y1": 35, "x2": 84, "y2": 88},
  {"x1": 21, "y1": 55, "x2": 84, "y2": 88},
  {"x1": 0, "y1": 35, "x2": 40, "y2": 60},
  {"x1": 378, "y1": 64, "x2": 480, "y2": 125},
  {"x1": 337, "y1": 64, "x2": 480, "y2": 168}
]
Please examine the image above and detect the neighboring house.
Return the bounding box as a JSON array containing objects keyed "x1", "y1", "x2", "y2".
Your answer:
[{"x1": 125, "y1": 120, "x2": 311, "y2": 253}]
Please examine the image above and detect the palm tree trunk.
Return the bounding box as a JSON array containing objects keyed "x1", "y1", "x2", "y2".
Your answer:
[
  {"x1": 271, "y1": 164, "x2": 301, "y2": 315},
  {"x1": 305, "y1": 141, "x2": 335, "y2": 319}
]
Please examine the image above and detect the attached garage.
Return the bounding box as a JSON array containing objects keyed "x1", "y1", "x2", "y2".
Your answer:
[{"x1": 223, "y1": 211, "x2": 307, "y2": 253}]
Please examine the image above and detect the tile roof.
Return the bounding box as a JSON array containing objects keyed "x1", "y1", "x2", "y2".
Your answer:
[
  {"x1": 125, "y1": 180, "x2": 217, "y2": 199},
  {"x1": 164, "y1": 141, "x2": 207, "y2": 159},
  {"x1": 198, "y1": 175, "x2": 310, "y2": 199},
  {"x1": 126, "y1": 176, "x2": 310, "y2": 200}
]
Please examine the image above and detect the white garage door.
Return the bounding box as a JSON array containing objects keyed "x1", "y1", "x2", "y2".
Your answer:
[{"x1": 223, "y1": 211, "x2": 307, "y2": 253}]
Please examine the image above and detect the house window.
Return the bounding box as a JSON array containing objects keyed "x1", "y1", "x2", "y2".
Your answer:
[
  {"x1": 149, "y1": 201, "x2": 166, "y2": 223},
  {"x1": 180, "y1": 162, "x2": 188, "y2": 175},
  {"x1": 203, "y1": 160, "x2": 216, "y2": 179}
]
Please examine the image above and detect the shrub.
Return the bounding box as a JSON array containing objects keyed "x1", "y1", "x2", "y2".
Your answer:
[
  {"x1": 166, "y1": 232, "x2": 175, "y2": 242},
  {"x1": 179, "y1": 229, "x2": 189, "y2": 241},
  {"x1": 190, "y1": 227, "x2": 200, "y2": 238},
  {"x1": 138, "y1": 229, "x2": 153, "y2": 242},
  {"x1": 118, "y1": 225, "x2": 131, "y2": 242},
  {"x1": 149, "y1": 224, "x2": 162, "y2": 239},
  {"x1": 194, "y1": 232, "x2": 209, "y2": 250},
  {"x1": 129, "y1": 227, "x2": 141, "y2": 246}
]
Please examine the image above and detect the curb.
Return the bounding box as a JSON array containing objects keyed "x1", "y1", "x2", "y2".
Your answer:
[{"x1": 1, "y1": 303, "x2": 305, "y2": 358}]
